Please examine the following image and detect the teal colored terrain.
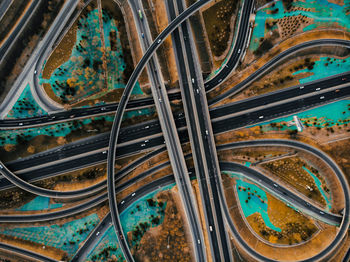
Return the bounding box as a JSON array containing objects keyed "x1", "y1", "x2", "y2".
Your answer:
[
  {"x1": 0, "y1": 213, "x2": 99, "y2": 258},
  {"x1": 88, "y1": 184, "x2": 175, "y2": 261},
  {"x1": 303, "y1": 166, "x2": 332, "y2": 210},
  {"x1": 6, "y1": 84, "x2": 47, "y2": 119},
  {"x1": 250, "y1": 0, "x2": 350, "y2": 51},
  {"x1": 15, "y1": 196, "x2": 63, "y2": 211}
]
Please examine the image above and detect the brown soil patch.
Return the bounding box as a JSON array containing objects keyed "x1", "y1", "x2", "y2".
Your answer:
[
  {"x1": 42, "y1": 24, "x2": 77, "y2": 79},
  {"x1": 132, "y1": 188, "x2": 194, "y2": 261}
]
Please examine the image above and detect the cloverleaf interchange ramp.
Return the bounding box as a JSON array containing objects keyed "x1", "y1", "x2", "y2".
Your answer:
[{"x1": 0, "y1": 0, "x2": 350, "y2": 261}]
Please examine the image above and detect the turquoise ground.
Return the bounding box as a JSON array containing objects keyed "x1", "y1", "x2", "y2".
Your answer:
[
  {"x1": 0, "y1": 213, "x2": 99, "y2": 258},
  {"x1": 6, "y1": 84, "x2": 47, "y2": 119},
  {"x1": 223, "y1": 171, "x2": 281, "y2": 232},
  {"x1": 293, "y1": 56, "x2": 350, "y2": 84},
  {"x1": 15, "y1": 196, "x2": 63, "y2": 211},
  {"x1": 39, "y1": 8, "x2": 143, "y2": 104},
  {"x1": 303, "y1": 166, "x2": 332, "y2": 210},
  {"x1": 87, "y1": 184, "x2": 175, "y2": 261},
  {"x1": 236, "y1": 179, "x2": 282, "y2": 232},
  {"x1": 250, "y1": 0, "x2": 350, "y2": 51},
  {"x1": 254, "y1": 99, "x2": 350, "y2": 131}
]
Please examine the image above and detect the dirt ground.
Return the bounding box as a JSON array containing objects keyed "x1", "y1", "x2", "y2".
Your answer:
[{"x1": 132, "y1": 187, "x2": 195, "y2": 261}]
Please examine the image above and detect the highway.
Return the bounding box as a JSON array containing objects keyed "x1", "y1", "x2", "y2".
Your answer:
[
  {"x1": 1, "y1": 39, "x2": 349, "y2": 128},
  {"x1": 0, "y1": 0, "x2": 13, "y2": 22},
  {"x1": 106, "y1": 0, "x2": 213, "y2": 261},
  {"x1": 131, "y1": 0, "x2": 207, "y2": 260},
  {"x1": 0, "y1": 0, "x2": 40, "y2": 62},
  {"x1": 217, "y1": 139, "x2": 350, "y2": 262},
  {"x1": 0, "y1": 242, "x2": 57, "y2": 262},
  {"x1": 3, "y1": 77, "x2": 350, "y2": 192},
  {"x1": 167, "y1": 0, "x2": 238, "y2": 260}
]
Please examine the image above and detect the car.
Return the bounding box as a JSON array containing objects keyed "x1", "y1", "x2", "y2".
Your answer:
[
  {"x1": 320, "y1": 211, "x2": 325, "y2": 215},
  {"x1": 96, "y1": 231, "x2": 100, "y2": 236},
  {"x1": 145, "y1": 140, "x2": 149, "y2": 143},
  {"x1": 70, "y1": 115, "x2": 75, "y2": 118},
  {"x1": 101, "y1": 107, "x2": 106, "y2": 111},
  {"x1": 191, "y1": 78, "x2": 195, "y2": 84},
  {"x1": 205, "y1": 130, "x2": 209, "y2": 135},
  {"x1": 138, "y1": 9, "x2": 143, "y2": 19},
  {"x1": 299, "y1": 86, "x2": 304, "y2": 89},
  {"x1": 18, "y1": 122, "x2": 23, "y2": 126},
  {"x1": 259, "y1": 115, "x2": 264, "y2": 119},
  {"x1": 209, "y1": 226, "x2": 213, "y2": 231},
  {"x1": 131, "y1": 192, "x2": 136, "y2": 197},
  {"x1": 121, "y1": 200, "x2": 125, "y2": 204},
  {"x1": 316, "y1": 88, "x2": 321, "y2": 91},
  {"x1": 158, "y1": 98, "x2": 162, "y2": 103},
  {"x1": 102, "y1": 150, "x2": 107, "y2": 154},
  {"x1": 141, "y1": 33, "x2": 144, "y2": 38},
  {"x1": 141, "y1": 143, "x2": 146, "y2": 147},
  {"x1": 197, "y1": 240, "x2": 201, "y2": 244},
  {"x1": 34, "y1": 70, "x2": 37, "y2": 74},
  {"x1": 145, "y1": 125, "x2": 149, "y2": 129},
  {"x1": 196, "y1": 89, "x2": 199, "y2": 94},
  {"x1": 273, "y1": 183, "x2": 278, "y2": 188},
  {"x1": 320, "y1": 96, "x2": 325, "y2": 99},
  {"x1": 51, "y1": 115, "x2": 56, "y2": 119},
  {"x1": 238, "y1": 49, "x2": 241, "y2": 53},
  {"x1": 0, "y1": 164, "x2": 2, "y2": 169},
  {"x1": 157, "y1": 39, "x2": 162, "y2": 44},
  {"x1": 218, "y1": 78, "x2": 222, "y2": 83}
]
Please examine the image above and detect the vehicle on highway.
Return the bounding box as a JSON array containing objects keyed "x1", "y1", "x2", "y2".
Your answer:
[
  {"x1": 102, "y1": 151, "x2": 107, "y2": 154},
  {"x1": 238, "y1": 49, "x2": 241, "y2": 53},
  {"x1": 320, "y1": 96, "x2": 325, "y2": 99},
  {"x1": 300, "y1": 86, "x2": 304, "y2": 89},
  {"x1": 320, "y1": 211, "x2": 325, "y2": 215},
  {"x1": 145, "y1": 140, "x2": 149, "y2": 142},
  {"x1": 70, "y1": 115, "x2": 75, "y2": 118},
  {"x1": 205, "y1": 130, "x2": 209, "y2": 135},
  {"x1": 96, "y1": 231, "x2": 100, "y2": 236},
  {"x1": 209, "y1": 226, "x2": 213, "y2": 231},
  {"x1": 259, "y1": 115, "x2": 264, "y2": 119},
  {"x1": 158, "y1": 98, "x2": 162, "y2": 102},
  {"x1": 141, "y1": 144, "x2": 146, "y2": 147},
  {"x1": 131, "y1": 192, "x2": 136, "y2": 197},
  {"x1": 157, "y1": 39, "x2": 161, "y2": 44},
  {"x1": 196, "y1": 89, "x2": 199, "y2": 94},
  {"x1": 145, "y1": 125, "x2": 149, "y2": 129},
  {"x1": 192, "y1": 78, "x2": 195, "y2": 84},
  {"x1": 34, "y1": 70, "x2": 37, "y2": 74},
  {"x1": 101, "y1": 107, "x2": 106, "y2": 111},
  {"x1": 273, "y1": 183, "x2": 278, "y2": 188},
  {"x1": 141, "y1": 33, "x2": 144, "y2": 38},
  {"x1": 197, "y1": 239, "x2": 201, "y2": 244},
  {"x1": 0, "y1": 164, "x2": 2, "y2": 169},
  {"x1": 138, "y1": 9, "x2": 143, "y2": 19},
  {"x1": 121, "y1": 200, "x2": 125, "y2": 204},
  {"x1": 19, "y1": 123, "x2": 23, "y2": 126},
  {"x1": 316, "y1": 88, "x2": 321, "y2": 91}
]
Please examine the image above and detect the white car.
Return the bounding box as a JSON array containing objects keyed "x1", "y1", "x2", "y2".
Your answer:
[
  {"x1": 191, "y1": 78, "x2": 195, "y2": 84},
  {"x1": 96, "y1": 232, "x2": 100, "y2": 236},
  {"x1": 197, "y1": 240, "x2": 201, "y2": 244},
  {"x1": 34, "y1": 70, "x2": 37, "y2": 74},
  {"x1": 316, "y1": 88, "x2": 321, "y2": 91},
  {"x1": 19, "y1": 123, "x2": 23, "y2": 126},
  {"x1": 238, "y1": 49, "x2": 241, "y2": 53},
  {"x1": 141, "y1": 144, "x2": 146, "y2": 147},
  {"x1": 320, "y1": 96, "x2": 325, "y2": 99},
  {"x1": 121, "y1": 200, "x2": 125, "y2": 204},
  {"x1": 131, "y1": 192, "x2": 136, "y2": 197},
  {"x1": 299, "y1": 86, "x2": 304, "y2": 89},
  {"x1": 320, "y1": 211, "x2": 325, "y2": 215},
  {"x1": 102, "y1": 150, "x2": 107, "y2": 154},
  {"x1": 273, "y1": 184, "x2": 278, "y2": 187},
  {"x1": 209, "y1": 226, "x2": 213, "y2": 232},
  {"x1": 145, "y1": 125, "x2": 149, "y2": 129},
  {"x1": 205, "y1": 130, "x2": 209, "y2": 135},
  {"x1": 259, "y1": 116, "x2": 264, "y2": 119},
  {"x1": 157, "y1": 39, "x2": 162, "y2": 44}
]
